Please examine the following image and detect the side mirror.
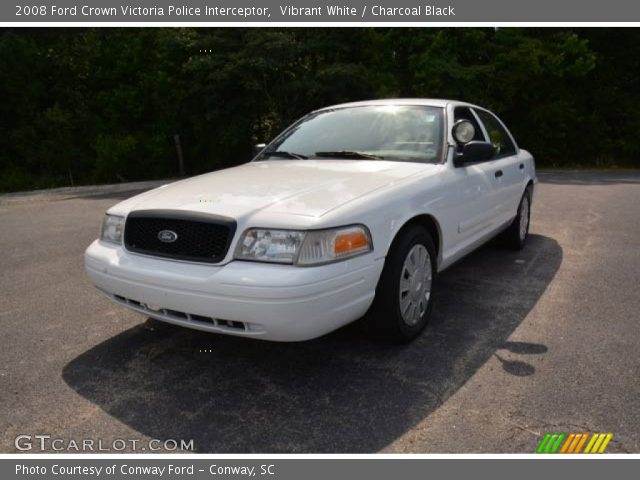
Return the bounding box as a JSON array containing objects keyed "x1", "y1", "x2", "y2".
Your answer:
[
  {"x1": 455, "y1": 141, "x2": 496, "y2": 166},
  {"x1": 252, "y1": 143, "x2": 267, "y2": 157}
]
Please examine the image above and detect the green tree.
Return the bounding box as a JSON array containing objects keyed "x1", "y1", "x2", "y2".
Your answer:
[{"x1": 0, "y1": 27, "x2": 637, "y2": 193}]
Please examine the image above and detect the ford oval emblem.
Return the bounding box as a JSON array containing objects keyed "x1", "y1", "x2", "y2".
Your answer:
[{"x1": 157, "y1": 230, "x2": 178, "y2": 243}]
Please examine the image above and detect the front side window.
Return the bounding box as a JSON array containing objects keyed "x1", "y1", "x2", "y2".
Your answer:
[
  {"x1": 474, "y1": 109, "x2": 517, "y2": 158},
  {"x1": 258, "y1": 105, "x2": 445, "y2": 164}
]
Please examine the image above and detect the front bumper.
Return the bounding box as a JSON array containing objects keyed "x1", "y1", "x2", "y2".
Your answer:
[{"x1": 84, "y1": 240, "x2": 383, "y2": 341}]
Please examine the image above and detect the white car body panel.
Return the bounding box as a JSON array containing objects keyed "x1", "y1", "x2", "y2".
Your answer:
[
  {"x1": 85, "y1": 98, "x2": 536, "y2": 341},
  {"x1": 109, "y1": 160, "x2": 434, "y2": 223}
]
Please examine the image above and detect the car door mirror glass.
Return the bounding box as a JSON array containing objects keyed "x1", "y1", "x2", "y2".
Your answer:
[{"x1": 452, "y1": 119, "x2": 476, "y2": 144}]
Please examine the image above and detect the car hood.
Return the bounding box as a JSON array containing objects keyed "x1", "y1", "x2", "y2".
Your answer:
[{"x1": 112, "y1": 160, "x2": 440, "y2": 220}]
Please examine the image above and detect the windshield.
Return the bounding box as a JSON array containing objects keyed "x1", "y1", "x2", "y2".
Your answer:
[{"x1": 258, "y1": 105, "x2": 445, "y2": 163}]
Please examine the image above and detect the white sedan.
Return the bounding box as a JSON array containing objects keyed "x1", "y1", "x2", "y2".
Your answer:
[{"x1": 85, "y1": 99, "x2": 536, "y2": 342}]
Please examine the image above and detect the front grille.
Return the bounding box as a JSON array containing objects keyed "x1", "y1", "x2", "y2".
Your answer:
[
  {"x1": 108, "y1": 292, "x2": 248, "y2": 331},
  {"x1": 124, "y1": 210, "x2": 236, "y2": 263}
]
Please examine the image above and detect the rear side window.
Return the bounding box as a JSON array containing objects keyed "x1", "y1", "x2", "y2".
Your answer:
[{"x1": 474, "y1": 109, "x2": 517, "y2": 158}]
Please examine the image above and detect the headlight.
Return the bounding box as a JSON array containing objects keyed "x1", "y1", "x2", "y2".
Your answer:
[
  {"x1": 100, "y1": 214, "x2": 125, "y2": 244},
  {"x1": 234, "y1": 225, "x2": 372, "y2": 266},
  {"x1": 234, "y1": 229, "x2": 306, "y2": 264}
]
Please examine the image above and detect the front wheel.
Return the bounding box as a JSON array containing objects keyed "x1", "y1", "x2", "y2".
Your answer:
[{"x1": 364, "y1": 225, "x2": 437, "y2": 343}]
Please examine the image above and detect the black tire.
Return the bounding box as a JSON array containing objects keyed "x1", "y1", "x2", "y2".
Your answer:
[
  {"x1": 500, "y1": 186, "x2": 532, "y2": 250},
  {"x1": 364, "y1": 224, "x2": 437, "y2": 343}
]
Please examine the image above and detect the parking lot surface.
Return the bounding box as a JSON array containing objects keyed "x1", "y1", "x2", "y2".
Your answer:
[{"x1": 1, "y1": 171, "x2": 638, "y2": 453}]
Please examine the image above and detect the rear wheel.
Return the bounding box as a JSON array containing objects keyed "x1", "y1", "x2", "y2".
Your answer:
[
  {"x1": 365, "y1": 225, "x2": 437, "y2": 343},
  {"x1": 501, "y1": 187, "x2": 532, "y2": 250}
]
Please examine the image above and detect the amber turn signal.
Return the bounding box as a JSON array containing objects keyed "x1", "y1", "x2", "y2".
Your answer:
[{"x1": 335, "y1": 231, "x2": 370, "y2": 255}]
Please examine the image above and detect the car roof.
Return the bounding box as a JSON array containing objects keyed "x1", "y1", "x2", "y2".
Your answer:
[{"x1": 314, "y1": 98, "x2": 483, "y2": 111}]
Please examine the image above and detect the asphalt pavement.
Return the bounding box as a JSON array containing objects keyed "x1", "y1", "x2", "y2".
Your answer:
[{"x1": 1, "y1": 171, "x2": 638, "y2": 453}]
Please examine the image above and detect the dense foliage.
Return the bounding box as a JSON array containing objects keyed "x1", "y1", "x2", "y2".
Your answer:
[{"x1": 1, "y1": 28, "x2": 638, "y2": 192}]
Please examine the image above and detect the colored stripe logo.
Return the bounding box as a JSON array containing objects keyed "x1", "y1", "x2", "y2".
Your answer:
[{"x1": 536, "y1": 432, "x2": 613, "y2": 454}]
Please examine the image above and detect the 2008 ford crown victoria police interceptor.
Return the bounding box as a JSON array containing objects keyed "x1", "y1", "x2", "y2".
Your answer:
[{"x1": 85, "y1": 99, "x2": 536, "y2": 342}]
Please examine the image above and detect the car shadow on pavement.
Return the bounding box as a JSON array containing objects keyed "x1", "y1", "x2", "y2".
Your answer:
[{"x1": 63, "y1": 234, "x2": 561, "y2": 453}]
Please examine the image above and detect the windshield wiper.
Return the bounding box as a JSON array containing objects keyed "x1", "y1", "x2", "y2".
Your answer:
[
  {"x1": 315, "y1": 150, "x2": 383, "y2": 160},
  {"x1": 262, "y1": 150, "x2": 308, "y2": 160}
]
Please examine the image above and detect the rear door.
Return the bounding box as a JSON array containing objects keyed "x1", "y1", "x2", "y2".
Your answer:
[
  {"x1": 473, "y1": 108, "x2": 522, "y2": 225},
  {"x1": 444, "y1": 107, "x2": 500, "y2": 251}
]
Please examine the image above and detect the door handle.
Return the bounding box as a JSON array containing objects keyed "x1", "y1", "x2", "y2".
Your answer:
[
  {"x1": 495, "y1": 170, "x2": 503, "y2": 178},
  {"x1": 519, "y1": 163, "x2": 525, "y2": 170}
]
